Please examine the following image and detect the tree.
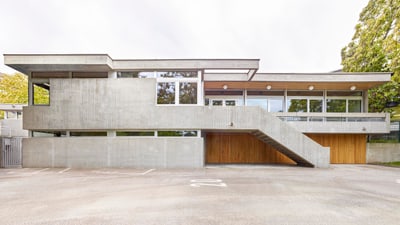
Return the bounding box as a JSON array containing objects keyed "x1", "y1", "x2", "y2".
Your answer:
[
  {"x1": 0, "y1": 73, "x2": 49, "y2": 118},
  {"x1": 341, "y1": 0, "x2": 400, "y2": 119}
]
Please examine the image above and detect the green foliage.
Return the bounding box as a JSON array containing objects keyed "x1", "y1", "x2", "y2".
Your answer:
[
  {"x1": 341, "y1": 0, "x2": 400, "y2": 117},
  {"x1": 0, "y1": 73, "x2": 29, "y2": 103},
  {"x1": 0, "y1": 73, "x2": 49, "y2": 105}
]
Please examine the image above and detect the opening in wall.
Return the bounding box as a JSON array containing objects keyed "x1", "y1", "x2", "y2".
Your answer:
[
  {"x1": 116, "y1": 131, "x2": 155, "y2": 136},
  {"x1": 33, "y1": 83, "x2": 50, "y2": 105}
]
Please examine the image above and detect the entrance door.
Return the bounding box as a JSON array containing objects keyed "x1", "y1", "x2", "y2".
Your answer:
[{"x1": 0, "y1": 137, "x2": 22, "y2": 168}]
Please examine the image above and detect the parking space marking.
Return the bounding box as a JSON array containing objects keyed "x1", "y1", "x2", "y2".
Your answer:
[
  {"x1": 58, "y1": 168, "x2": 71, "y2": 174},
  {"x1": 141, "y1": 169, "x2": 155, "y2": 175},
  {"x1": 190, "y1": 179, "x2": 227, "y2": 187},
  {"x1": 31, "y1": 168, "x2": 49, "y2": 175}
]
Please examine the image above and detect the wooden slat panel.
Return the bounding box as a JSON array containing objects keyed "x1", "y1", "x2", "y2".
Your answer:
[
  {"x1": 205, "y1": 133, "x2": 295, "y2": 164},
  {"x1": 306, "y1": 134, "x2": 366, "y2": 164}
]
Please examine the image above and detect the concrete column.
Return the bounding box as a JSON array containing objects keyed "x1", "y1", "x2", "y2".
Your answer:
[
  {"x1": 28, "y1": 72, "x2": 33, "y2": 106},
  {"x1": 363, "y1": 90, "x2": 369, "y2": 113},
  {"x1": 108, "y1": 71, "x2": 117, "y2": 79},
  {"x1": 107, "y1": 131, "x2": 116, "y2": 137}
]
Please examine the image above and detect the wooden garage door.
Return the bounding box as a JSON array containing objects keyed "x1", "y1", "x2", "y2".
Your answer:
[
  {"x1": 306, "y1": 134, "x2": 366, "y2": 164},
  {"x1": 206, "y1": 133, "x2": 295, "y2": 164}
]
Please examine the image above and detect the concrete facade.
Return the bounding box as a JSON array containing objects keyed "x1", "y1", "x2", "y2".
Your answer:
[
  {"x1": 22, "y1": 137, "x2": 204, "y2": 168},
  {"x1": 367, "y1": 143, "x2": 400, "y2": 163},
  {"x1": 3, "y1": 54, "x2": 393, "y2": 169}
]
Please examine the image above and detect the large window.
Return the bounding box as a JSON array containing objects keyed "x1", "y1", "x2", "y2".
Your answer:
[
  {"x1": 156, "y1": 71, "x2": 200, "y2": 105},
  {"x1": 287, "y1": 91, "x2": 323, "y2": 113},
  {"x1": 326, "y1": 91, "x2": 362, "y2": 113},
  {"x1": 246, "y1": 91, "x2": 284, "y2": 112},
  {"x1": 157, "y1": 82, "x2": 176, "y2": 104},
  {"x1": 179, "y1": 82, "x2": 197, "y2": 104}
]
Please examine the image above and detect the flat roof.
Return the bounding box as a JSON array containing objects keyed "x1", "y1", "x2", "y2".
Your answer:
[{"x1": 3, "y1": 54, "x2": 392, "y2": 90}]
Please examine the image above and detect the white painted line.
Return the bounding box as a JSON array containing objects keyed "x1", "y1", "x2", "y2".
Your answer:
[
  {"x1": 191, "y1": 179, "x2": 222, "y2": 183},
  {"x1": 396, "y1": 179, "x2": 400, "y2": 184},
  {"x1": 190, "y1": 183, "x2": 227, "y2": 187},
  {"x1": 58, "y1": 168, "x2": 71, "y2": 174},
  {"x1": 31, "y1": 168, "x2": 49, "y2": 175},
  {"x1": 141, "y1": 169, "x2": 155, "y2": 175}
]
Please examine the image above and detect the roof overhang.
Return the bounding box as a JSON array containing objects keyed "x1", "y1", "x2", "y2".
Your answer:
[
  {"x1": 4, "y1": 54, "x2": 113, "y2": 74},
  {"x1": 4, "y1": 54, "x2": 259, "y2": 75},
  {"x1": 204, "y1": 73, "x2": 392, "y2": 91}
]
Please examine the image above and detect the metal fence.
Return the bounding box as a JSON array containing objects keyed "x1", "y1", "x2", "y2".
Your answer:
[
  {"x1": 0, "y1": 137, "x2": 22, "y2": 168},
  {"x1": 368, "y1": 122, "x2": 400, "y2": 143}
]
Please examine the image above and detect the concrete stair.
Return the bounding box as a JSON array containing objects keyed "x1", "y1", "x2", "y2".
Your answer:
[{"x1": 251, "y1": 130, "x2": 314, "y2": 167}]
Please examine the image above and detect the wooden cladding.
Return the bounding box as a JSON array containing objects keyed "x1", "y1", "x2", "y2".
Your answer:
[
  {"x1": 306, "y1": 133, "x2": 366, "y2": 164},
  {"x1": 205, "y1": 133, "x2": 295, "y2": 164},
  {"x1": 206, "y1": 132, "x2": 367, "y2": 165}
]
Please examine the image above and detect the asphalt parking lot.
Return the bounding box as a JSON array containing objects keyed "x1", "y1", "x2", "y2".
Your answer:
[{"x1": 0, "y1": 165, "x2": 399, "y2": 225}]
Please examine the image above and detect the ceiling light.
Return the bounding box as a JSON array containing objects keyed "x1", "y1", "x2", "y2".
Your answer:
[
  {"x1": 223, "y1": 84, "x2": 228, "y2": 90},
  {"x1": 308, "y1": 85, "x2": 314, "y2": 91},
  {"x1": 266, "y1": 85, "x2": 272, "y2": 90},
  {"x1": 350, "y1": 85, "x2": 356, "y2": 91}
]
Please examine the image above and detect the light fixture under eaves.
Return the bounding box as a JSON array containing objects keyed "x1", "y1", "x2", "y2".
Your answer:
[
  {"x1": 308, "y1": 85, "x2": 314, "y2": 91},
  {"x1": 350, "y1": 85, "x2": 356, "y2": 91},
  {"x1": 223, "y1": 84, "x2": 228, "y2": 90},
  {"x1": 266, "y1": 85, "x2": 272, "y2": 90}
]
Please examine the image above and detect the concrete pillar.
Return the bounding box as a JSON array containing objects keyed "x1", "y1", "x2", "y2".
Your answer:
[
  {"x1": 107, "y1": 131, "x2": 116, "y2": 137},
  {"x1": 108, "y1": 71, "x2": 117, "y2": 79},
  {"x1": 28, "y1": 72, "x2": 33, "y2": 106},
  {"x1": 363, "y1": 90, "x2": 369, "y2": 113}
]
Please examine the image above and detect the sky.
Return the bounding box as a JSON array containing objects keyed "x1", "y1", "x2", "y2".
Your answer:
[{"x1": 0, "y1": 0, "x2": 369, "y2": 74}]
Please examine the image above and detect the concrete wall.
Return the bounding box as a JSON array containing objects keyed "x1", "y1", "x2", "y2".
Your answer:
[
  {"x1": 0, "y1": 119, "x2": 28, "y2": 137},
  {"x1": 21, "y1": 78, "x2": 329, "y2": 168},
  {"x1": 22, "y1": 137, "x2": 204, "y2": 168},
  {"x1": 367, "y1": 143, "x2": 400, "y2": 163}
]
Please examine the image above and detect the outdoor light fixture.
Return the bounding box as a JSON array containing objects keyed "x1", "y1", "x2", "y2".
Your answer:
[
  {"x1": 308, "y1": 85, "x2": 314, "y2": 91},
  {"x1": 266, "y1": 85, "x2": 272, "y2": 90},
  {"x1": 223, "y1": 84, "x2": 228, "y2": 90},
  {"x1": 350, "y1": 85, "x2": 356, "y2": 91}
]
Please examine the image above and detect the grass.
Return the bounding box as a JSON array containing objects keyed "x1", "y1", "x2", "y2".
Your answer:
[{"x1": 382, "y1": 161, "x2": 400, "y2": 167}]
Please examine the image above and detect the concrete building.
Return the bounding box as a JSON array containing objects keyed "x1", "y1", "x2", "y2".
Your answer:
[
  {"x1": 3, "y1": 54, "x2": 392, "y2": 168},
  {"x1": 0, "y1": 104, "x2": 27, "y2": 137}
]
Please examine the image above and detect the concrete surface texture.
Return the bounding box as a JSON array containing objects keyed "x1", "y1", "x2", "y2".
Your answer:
[
  {"x1": 22, "y1": 137, "x2": 204, "y2": 168},
  {"x1": 367, "y1": 143, "x2": 400, "y2": 163},
  {"x1": 0, "y1": 165, "x2": 399, "y2": 225},
  {"x1": 23, "y1": 79, "x2": 329, "y2": 168}
]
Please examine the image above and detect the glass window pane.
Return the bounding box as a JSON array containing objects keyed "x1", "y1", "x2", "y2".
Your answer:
[
  {"x1": 288, "y1": 99, "x2": 307, "y2": 112},
  {"x1": 157, "y1": 82, "x2": 175, "y2": 104},
  {"x1": 116, "y1": 131, "x2": 155, "y2": 136},
  {"x1": 225, "y1": 100, "x2": 236, "y2": 106},
  {"x1": 179, "y1": 82, "x2": 197, "y2": 104},
  {"x1": 156, "y1": 71, "x2": 197, "y2": 78},
  {"x1": 310, "y1": 100, "x2": 323, "y2": 112},
  {"x1": 348, "y1": 100, "x2": 362, "y2": 112},
  {"x1": 269, "y1": 99, "x2": 283, "y2": 112},
  {"x1": 117, "y1": 72, "x2": 139, "y2": 78},
  {"x1": 212, "y1": 100, "x2": 223, "y2": 106},
  {"x1": 158, "y1": 131, "x2": 198, "y2": 137},
  {"x1": 327, "y1": 99, "x2": 346, "y2": 112},
  {"x1": 246, "y1": 98, "x2": 268, "y2": 110},
  {"x1": 70, "y1": 132, "x2": 107, "y2": 136}
]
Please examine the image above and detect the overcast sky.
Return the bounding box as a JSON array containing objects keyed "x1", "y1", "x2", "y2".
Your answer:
[{"x1": 0, "y1": 0, "x2": 369, "y2": 74}]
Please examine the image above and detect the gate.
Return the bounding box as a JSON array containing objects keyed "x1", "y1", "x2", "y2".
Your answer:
[{"x1": 0, "y1": 137, "x2": 22, "y2": 168}]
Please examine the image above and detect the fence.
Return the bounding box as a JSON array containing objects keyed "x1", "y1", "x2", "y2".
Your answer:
[{"x1": 0, "y1": 137, "x2": 22, "y2": 168}]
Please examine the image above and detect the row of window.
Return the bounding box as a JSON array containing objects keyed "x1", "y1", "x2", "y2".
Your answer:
[
  {"x1": 31, "y1": 130, "x2": 199, "y2": 137},
  {"x1": 206, "y1": 97, "x2": 362, "y2": 113}
]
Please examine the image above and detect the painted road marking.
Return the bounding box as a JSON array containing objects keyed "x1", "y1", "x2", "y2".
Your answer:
[
  {"x1": 58, "y1": 168, "x2": 71, "y2": 174},
  {"x1": 141, "y1": 169, "x2": 155, "y2": 175},
  {"x1": 396, "y1": 179, "x2": 400, "y2": 184},
  {"x1": 190, "y1": 179, "x2": 227, "y2": 187},
  {"x1": 31, "y1": 168, "x2": 49, "y2": 175},
  {"x1": 92, "y1": 169, "x2": 155, "y2": 176}
]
